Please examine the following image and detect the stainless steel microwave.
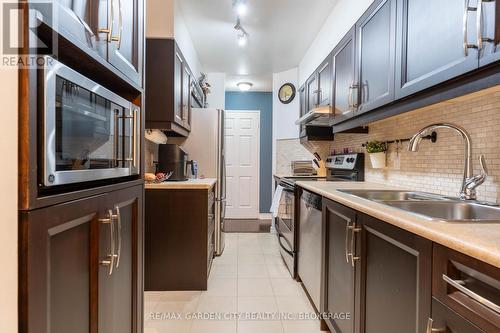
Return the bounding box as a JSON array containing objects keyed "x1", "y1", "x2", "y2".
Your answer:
[{"x1": 42, "y1": 56, "x2": 140, "y2": 187}]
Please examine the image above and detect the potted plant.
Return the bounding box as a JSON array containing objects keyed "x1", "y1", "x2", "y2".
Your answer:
[{"x1": 366, "y1": 141, "x2": 387, "y2": 169}]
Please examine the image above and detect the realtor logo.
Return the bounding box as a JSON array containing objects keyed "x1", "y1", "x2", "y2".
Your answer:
[{"x1": 1, "y1": 0, "x2": 57, "y2": 68}]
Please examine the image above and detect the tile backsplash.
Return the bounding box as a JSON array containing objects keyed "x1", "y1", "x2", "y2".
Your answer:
[{"x1": 277, "y1": 86, "x2": 500, "y2": 203}]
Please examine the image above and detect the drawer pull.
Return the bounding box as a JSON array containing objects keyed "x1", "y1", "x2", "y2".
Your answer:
[
  {"x1": 443, "y1": 274, "x2": 500, "y2": 314},
  {"x1": 426, "y1": 318, "x2": 445, "y2": 333}
]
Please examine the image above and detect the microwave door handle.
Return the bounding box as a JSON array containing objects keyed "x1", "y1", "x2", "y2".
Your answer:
[
  {"x1": 133, "y1": 108, "x2": 138, "y2": 169},
  {"x1": 114, "y1": 109, "x2": 120, "y2": 167}
]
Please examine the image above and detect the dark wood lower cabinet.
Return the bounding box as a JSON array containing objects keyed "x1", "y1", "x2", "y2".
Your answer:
[
  {"x1": 323, "y1": 199, "x2": 358, "y2": 333},
  {"x1": 145, "y1": 186, "x2": 215, "y2": 291},
  {"x1": 359, "y1": 213, "x2": 432, "y2": 333},
  {"x1": 19, "y1": 184, "x2": 143, "y2": 333},
  {"x1": 322, "y1": 198, "x2": 432, "y2": 333},
  {"x1": 430, "y1": 298, "x2": 486, "y2": 333}
]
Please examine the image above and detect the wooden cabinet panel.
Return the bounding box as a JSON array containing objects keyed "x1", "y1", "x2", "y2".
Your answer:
[
  {"x1": 433, "y1": 244, "x2": 500, "y2": 333},
  {"x1": 395, "y1": 0, "x2": 479, "y2": 98},
  {"x1": 359, "y1": 214, "x2": 432, "y2": 333},
  {"x1": 107, "y1": 0, "x2": 144, "y2": 86},
  {"x1": 323, "y1": 199, "x2": 358, "y2": 333},
  {"x1": 19, "y1": 185, "x2": 143, "y2": 333},
  {"x1": 145, "y1": 187, "x2": 214, "y2": 291},
  {"x1": 332, "y1": 27, "x2": 356, "y2": 124},
  {"x1": 99, "y1": 185, "x2": 143, "y2": 333},
  {"x1": 19, "y1": 195, "x2": 104, "y2": 333},
  {"x1": 479, "y1": 0, "x2": 500, "y2": 66},
  {"x1": 430, "y1": 298, "x2": 486, "y2": 333},
  {"x1": 145, "y1": 38, "x2": 192, "y2": 136},
  {"x1": 174, "y1": 51, "x2": 184, "y2": 126},
  {"x1": 306, "y1": 75, "x2": 319, "y2": 111},
  {"x1": 317, "y1": 56, "x2": 332, "y2": 107},
  {"x1": 299, "y1": 85, "x2": 307, "y2": 137},
  {"x1": 182, "y1": 66, "x2": 192, "y2": 131},
  {"x1": 356, "y1": 0, "x2": 396, "y2": 113}
]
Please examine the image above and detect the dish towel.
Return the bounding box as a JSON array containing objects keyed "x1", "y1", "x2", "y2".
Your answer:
[{"x1": 270, "y1": 185, "x2": 284, "y2": 218}]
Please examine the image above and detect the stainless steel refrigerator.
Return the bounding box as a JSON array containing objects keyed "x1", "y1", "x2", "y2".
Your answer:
[{"x1": 182, "y1": 108, "x2": 226, "y2": 256}]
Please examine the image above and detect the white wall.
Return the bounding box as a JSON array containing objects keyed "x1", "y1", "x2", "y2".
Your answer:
[
  {"x1": 173, "y1": 0, "x2": 202, "y2": 78},
  {"x1": 206, "y1": 73, "x2": 226, "y2": 109},
  {"x1": 272, "y1": 68, "x2": 300, "y2": 140},
  {"x1": 146, "y1": 0, "x2": 203, "y2": 78},
  {"x1": 298, "y1": 0, "x2": 374, "y2": 86},
  {"x1": 0, "y1": 1, "x2": 18, "y2": 330}
]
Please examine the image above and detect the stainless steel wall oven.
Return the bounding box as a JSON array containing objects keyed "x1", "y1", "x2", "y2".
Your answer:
[{"x1": 41, "y1": 56, "x2": 140, "y2": 188}]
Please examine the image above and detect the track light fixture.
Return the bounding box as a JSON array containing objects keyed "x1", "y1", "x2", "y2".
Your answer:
[
  {"x1": 233, "y1": 0, "x2": 248, "y2": 17},
  {"x1": 234, "y1": 17, "x2": 249, "y2": 47}
]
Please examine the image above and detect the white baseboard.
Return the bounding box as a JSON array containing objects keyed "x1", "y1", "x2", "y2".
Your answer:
[{"x1": 259, "y1": 213, "x2": 272, "y2": 220}]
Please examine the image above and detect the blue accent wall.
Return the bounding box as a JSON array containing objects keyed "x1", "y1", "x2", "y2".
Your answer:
[{"x1": 225, "y1": 92, "x2": 273, "y2": 213}]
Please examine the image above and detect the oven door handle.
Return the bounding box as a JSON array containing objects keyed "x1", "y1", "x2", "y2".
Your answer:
[{"x1": 277, "y1": 232, "x2": 294, "y2": 256}]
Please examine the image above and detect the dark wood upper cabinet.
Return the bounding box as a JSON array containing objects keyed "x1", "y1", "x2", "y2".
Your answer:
[
  {"x1": 146, "y1": 38, "x2": 193, "y2": 136},
  {"x1": 19, "y1": 185, "x2": 143, "y2": 333},
  {"x1": 395, "y1": 0, "x2": 479, "y2": 99},
  {"x1": 37, "y1": 0, "x2": 144, "y2": 88},
  {"x1": 479, "y1": 0, "x2": 500, "y2": 66},
  {"x1": 299, "y1": 85, "x2": 307, "y2": 137},
  {"x1": 323, "y1": 199, "x2": 359, "y2": 333},
  {"x1": 355, "y1": 0, "x2": 396, "y2": 114},
  {"x1": 332, "y1": 27, "x2": 357, "y2": 124},
  {"x1": 359, "y1": 213, "x2": 432, "y2": 333},
  {"x1": 106, "y1": 0, "x2": 144, "y2": 87},
  {"x1": 182, "y1": 66, "x2": 193, "y2": 131},
  {"x1": 306, "y1": 74, "x2": 319, "y2": 111},
  {"x1": 317, "y1": 56, "x2": 333, "y2": 107}
]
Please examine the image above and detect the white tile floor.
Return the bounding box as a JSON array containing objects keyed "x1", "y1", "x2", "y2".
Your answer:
[{"x1": 144, "y1": 233, "x2": 323, "y2": 333}]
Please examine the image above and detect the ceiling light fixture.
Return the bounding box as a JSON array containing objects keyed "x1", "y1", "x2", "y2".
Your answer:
[
  {"x1": 233, "y1": 0, "x2": 248, "y2": 17},
  {"x1": 237, "y1": 33, "x2": 248, "y2": 47},
  {"x1": 237, "y1": 82, "x2": 253, "y2": 92},
  {"x1": 234, "y1": 17, "x2": 249, "y2": 47}
]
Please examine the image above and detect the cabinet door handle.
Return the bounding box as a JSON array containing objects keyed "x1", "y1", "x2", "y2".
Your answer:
[
  {"x1": 426, "y1": 318, "x2": 446, "y2": 333},
  {"x1": 99, "y1": 210, "x2": 118, "y2": 275},
  {"x1": 442, "y1": 274, "x2": 500, "y2": 313},
  {"x1": 349, "y1": 226, "x2": 361, "y2": 268},
  {"x1": 463, "y1": 0, "x2": 479, "y2": 56},
  {"x1": 115, "y1": 206, "x2": 122, "y2": 269},
  {"x1": 477, "y1": 0, "x2": 496, "y2": 50},
  {"x1": 348, "y1": 83, "x2": 359, "y2": 109},
  {"x1": 110, "y1": 0, "x2": 123, "y2": 48},
  {"x1": 99, "y1": 0, "x2": 115, "y2": 42},
  {"x1": 345, "y1": 219, "x2": 352, "y2": 264}
]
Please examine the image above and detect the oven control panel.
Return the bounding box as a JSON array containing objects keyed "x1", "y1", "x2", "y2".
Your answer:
[{"x1": 326, "y1": 154, "x2": 360, "y2": 170}]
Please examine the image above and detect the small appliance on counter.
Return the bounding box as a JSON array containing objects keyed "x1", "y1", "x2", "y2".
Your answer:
[{"x1": 157, "y1": 144, "x2": 190, "y2": 181}]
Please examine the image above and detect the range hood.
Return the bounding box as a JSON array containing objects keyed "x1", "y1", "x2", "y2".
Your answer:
[{"x1": 295, "y1": 106, "x2": 332, "y2": 127}]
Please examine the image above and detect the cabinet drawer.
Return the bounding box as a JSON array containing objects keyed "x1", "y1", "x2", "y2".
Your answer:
[
  {"x1": 433, "y1": 244, "x2": 500, "y2": 332},
  {"x1": 430, "y1": 298, "x2": 486, "y2": 333}
]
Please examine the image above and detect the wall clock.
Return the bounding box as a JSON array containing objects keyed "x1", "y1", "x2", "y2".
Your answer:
[{"x1": 278, "y1": 83, "x2": 296, "y2": 104}]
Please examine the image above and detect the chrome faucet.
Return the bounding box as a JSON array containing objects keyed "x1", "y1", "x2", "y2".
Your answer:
[{"x1": 408, "y1": 123, "x2": 488, "y2": 200}]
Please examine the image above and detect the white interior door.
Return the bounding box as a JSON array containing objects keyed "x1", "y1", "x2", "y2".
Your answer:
[{"x1": 225, "y1": 111, "x2": 260, "y2": 219}]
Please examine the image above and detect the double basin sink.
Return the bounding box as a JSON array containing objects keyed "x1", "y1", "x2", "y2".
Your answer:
[{"x1": 339, "y1": 190, "x2": 500, "y2": 223}]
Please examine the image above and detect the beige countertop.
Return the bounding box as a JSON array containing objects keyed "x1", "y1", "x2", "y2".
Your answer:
[
  {"x1": 274, "y1": 173, "x2": 326, "y2": 179},
  {"x1": 145, "y1": 178, "x2": 217, "y2": 190},
  {"x1": 296, "y1": 181, "x2": 500, "y2": 268}
]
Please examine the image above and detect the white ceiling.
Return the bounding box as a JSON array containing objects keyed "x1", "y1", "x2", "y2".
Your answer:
[{"x1": 178, "y1": 0, "x2": 338, "y2": 92}]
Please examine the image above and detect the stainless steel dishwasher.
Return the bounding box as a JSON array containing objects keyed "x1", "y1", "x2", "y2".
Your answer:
[{"x1": 298, "y1": 189, "x2": 323, "y2": 311}]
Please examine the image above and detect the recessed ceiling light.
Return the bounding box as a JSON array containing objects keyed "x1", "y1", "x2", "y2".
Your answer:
[
  {"x1": 237, "y1": 82, "x2": 253, "y2": 92},
  {"x1": 238, "y1": 34, "x2": 248, "y2": 47}
]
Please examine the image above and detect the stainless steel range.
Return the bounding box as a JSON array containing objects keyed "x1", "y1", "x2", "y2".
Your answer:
[{"x1": 275, "y1": 153, "x2": 365, "y2": 281}]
